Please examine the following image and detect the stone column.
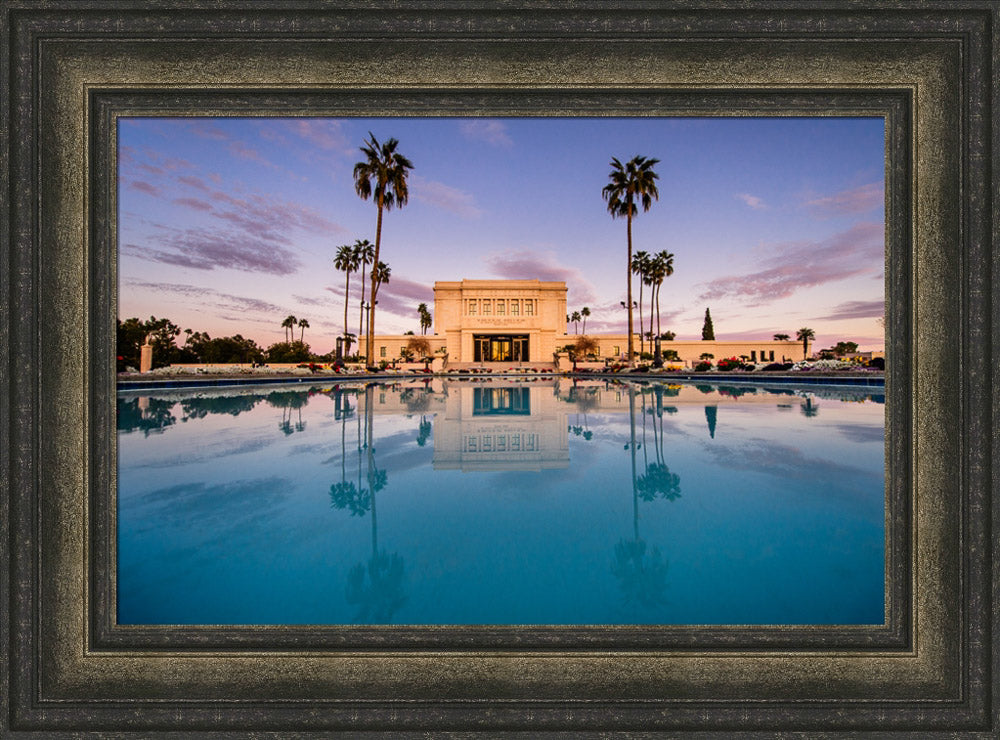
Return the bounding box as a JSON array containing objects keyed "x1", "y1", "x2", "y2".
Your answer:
[{"x1": 139, "y1": 336, "x2": 153, "y2": 373}]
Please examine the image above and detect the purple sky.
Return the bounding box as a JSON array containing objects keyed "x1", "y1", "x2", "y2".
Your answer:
[{"x1": 119, "y1": 116, "x2": 885, "y2": 351}]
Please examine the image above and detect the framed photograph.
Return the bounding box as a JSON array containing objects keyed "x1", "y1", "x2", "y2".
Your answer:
[{"x1": 3, "y1": 2, "x2": 996, "y2": 736}]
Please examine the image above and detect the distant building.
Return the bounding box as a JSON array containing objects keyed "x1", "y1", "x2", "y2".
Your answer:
[{"x1": 363, "y1": 279, "x2": 803, "y2": 365}]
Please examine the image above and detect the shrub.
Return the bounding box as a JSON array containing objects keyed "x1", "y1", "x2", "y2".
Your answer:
[
  {"x1": 694, "y1": 361, "x2": 712, "y2": 372},
  {"x1": 867, "y1": 356, "x2": 885, "y2": 370}
]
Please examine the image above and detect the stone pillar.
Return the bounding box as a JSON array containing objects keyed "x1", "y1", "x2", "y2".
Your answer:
[{"x1": 139, "y1": 337, "x2": 153, "y2": 373}]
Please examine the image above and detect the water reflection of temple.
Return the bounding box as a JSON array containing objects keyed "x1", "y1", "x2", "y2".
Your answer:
[{"x1": 432, "y1": 383, "x2": 569, "y2": 472}]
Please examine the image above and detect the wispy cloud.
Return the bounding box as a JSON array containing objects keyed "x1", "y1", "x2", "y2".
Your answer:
[
  {"x1": 459, "y1": 120, "x2": 513, "y2": 148},
  {"x1": 124, "y1": 229, "x2": 301, "y2": 275},
  {"x1": 129, "y1": 181, "x2": 162, "y2": 197},
  {"x1": 410, "y1": 175, "x2": 483, "y2": 218},
  {"x1": 123, "y1": 281, "x2": 286, "y2": 315},
  {"x1": 805, "y1": 182, "x2": 883, "y2": 218},
  {"x1": 172, "y1": 197, "x2": 213, "y2": 212},
  {"x1": 290, "y1": 119, "x2": 351, "y2": 153},
  {"x1": 816, "y1": 299, "x2": 885, "y2": 321},
  {"x1": 484, "y1": 250, "x2": 598, "y2": 304},
  {"x1": 698, "y1": 222, "x2": 884, "y2": 307},
  {"x1": 735, "y1": 193, "x2": 767, "y2": 210}
]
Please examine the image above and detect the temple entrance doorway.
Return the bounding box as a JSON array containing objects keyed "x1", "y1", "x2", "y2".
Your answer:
[{"x1": 473, "y1": 334, "x2": 529, "y2": 362}]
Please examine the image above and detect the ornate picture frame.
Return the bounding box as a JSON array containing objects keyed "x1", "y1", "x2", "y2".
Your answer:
[{"x1": 2, "y1": 2, "x2": 996, "y2": 735}]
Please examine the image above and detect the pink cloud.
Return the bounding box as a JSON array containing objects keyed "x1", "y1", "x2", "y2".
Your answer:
[
  {"x1": 816, "y1": 300, "x2": 885, "y2": 321},
  {"x1": 177, "y1": 175, "x2": 211, "y2": 192},
  {"x1": 806, "y1": 182, "x2": 883, "y2": 218},
  {"x1": 292, "y1": 119, "x2": 351, "y2": 152},
  {"x1": 698, "y1": 222, "x2": 884, "y2": 307},
  {"x1": 411, "y1": 175, "x2": 482, "y2": 218},
  {"x1": 172, "y1": 197, "x2": 213, "y2": 212},
  {"x1": 129, "y1": 181, "x2": 162, "y2": 197}
]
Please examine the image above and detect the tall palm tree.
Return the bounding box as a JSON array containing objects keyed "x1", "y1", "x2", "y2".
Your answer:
[
  {"x1": 631, "y1": 250, "x2": 650, "y2": 353},
  {"x1": 353, "y1": 134, "x2": 413, "y2": 364},
  {"x1": 353, "y1": 238, "x2": 375, "y2": 343},
  {"x1": 581, "y1": 306, "x2": 590, "y2": 334},
  {"x1": 571, "y1": 310, "x2": 582, "y2": 334},
  {"x1": 603, "y1": 155, "x2": 660, "y2": 365},
  {"x1": 651, "y1": 250, "x2": 675, "y2": 338},
  {"x1": 298, "y1": 318, "x2": 310, "y2": 343},
  {"x1": 281, "y1": 315, "x2": 297, "y2": 343},
  {"x1": 334, "y1": 243, "x2": 359, "y2": 346},
  {"x1": 796, "y1": 327, "x2": 816, "y2": 360}
]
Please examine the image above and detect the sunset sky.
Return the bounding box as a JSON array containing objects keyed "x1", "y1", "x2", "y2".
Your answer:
[{"x1": 118, "y1": 116, "x2": 885, "y2": 351}]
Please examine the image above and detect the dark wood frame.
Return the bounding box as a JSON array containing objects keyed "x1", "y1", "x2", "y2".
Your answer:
[{"x1": 2, "y1": 2, "x2": 996, "y2": 736}]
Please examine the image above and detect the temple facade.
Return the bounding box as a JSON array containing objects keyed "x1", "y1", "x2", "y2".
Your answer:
[{"x1": 363, "y1": 279, "x2": 805, "y2": 365}]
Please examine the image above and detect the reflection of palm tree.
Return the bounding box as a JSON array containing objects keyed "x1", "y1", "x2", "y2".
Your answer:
[
  {"x1": 346, "y1": 550, "x2": 406, "y2": 624},
  {"x1": 636, "y1": 463, "x2": 681, "y2": 502},
  {"x1": 611, "y1": 385, "x2": 669, "y2": 610},
  {"x1": 612, "y1": 537, "x2": 668, "y2": 609},
  {"x1": 704, "y1": 404, "x2": 718, "y2": 438},
  {"x1": 416, "y1": 415, "x2": 431, "y2": 447}
]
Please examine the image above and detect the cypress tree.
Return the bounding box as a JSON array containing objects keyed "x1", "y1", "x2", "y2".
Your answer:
[{"x1": 702, "y1": 307, "x2": 715, "y2": 340}]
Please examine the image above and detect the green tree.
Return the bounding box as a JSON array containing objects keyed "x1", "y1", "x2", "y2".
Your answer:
[
  {"x1": 570, "y1": 310, "x2": 582, "y2": 334},
  {"x1": 773, "y1": 333, "x2": 790, "y2": 341},
  {"x1": 602, "y1": 155, "x2": 660, "y2": 365},
  {"x1": 701, "y1": 308, "x2": 715, "y2": 340},
  {"x1": 116, "y1": 316, "x2": 185, "y2": 370},
  {"x1": 281, "y1": 315, "x2": 297, "y2": 343},
  {"x1": 298, "y1": 318, "x2": 310, "y2": 343},
  {"x1": 581, "y1": 306, "x2": 590, "y2": 334},
  {"x1": 266, "y1": 340, "x2": 310, "y2": 363},
  {"x1": 631, "y1": 250, "x2": 650, "y2": 354},
  {"x1": 353, "y1": 133, "x2": 413, "y2": 365},
  {"x1": 832, "y1": 340, "x2": 859, "y2": 355},
  {"x1": 796, "y1": 327, "x2": 816, "y2": 359},
  {"x1": 373, "y1": 261, "x2": 391, "y2": 294},
  {"x1": 334, "y1": 243, "x2": 360, "y2": 349}
]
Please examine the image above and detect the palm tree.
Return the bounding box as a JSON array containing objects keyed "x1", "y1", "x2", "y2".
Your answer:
[
  {"x1": 353, "y1": 238, "x2": 375, "y2": 343},
  {"x1": 650, "y1": 250, "x2": 674, "y2": 338},
  {"x1": 796, "y1": 327, "x2": 816, "y2": 360},
  {"x1": 417, "y1": 302, "x2": 431, "y2": 335},
  {"x1": 773, "y1": 333, "x2": 790, "y2": 341},
  {"x1": 631, "y1": 250, "x2": 650, "y2": 354},
  {"x1": 281, "y1": 315, "x2": 297, "y2": 343},
  {"x1": 298, "y1": 318, "x2": 310, "y2": 343},
  {"x1": 334, "y1": 243, "x2": 359, "y2": 345},
  {"x1": 354, "y1": 134, "x2": 413, "y2": 364},
  {"x1": 581, "y1": 306, "x2": 590, "y2": 334},
  {"x1": 373, "y1": 261, "x2": 391, "y2": 293},
  {"x1": 603, "y1": 155, "x2": 660, "y2": 365},
  {"x1": 570, "y1": 310, "x2": 582, "y2": 334}
]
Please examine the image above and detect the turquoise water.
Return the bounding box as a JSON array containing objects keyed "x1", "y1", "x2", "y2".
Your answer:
[{"x1": 117, "y1": 378, "x2": 885, "y2": 626}]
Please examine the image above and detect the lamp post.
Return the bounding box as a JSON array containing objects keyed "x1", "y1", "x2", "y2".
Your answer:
[
  {"x1": 620, "y1": 301, "x2": 637, "y2": 362},
  {"x1": 335, "y1": 335, "x2": 344, "y2": 362},
  {"x1": 361, "y1": 300, "x2": 378, "y2": 364}
]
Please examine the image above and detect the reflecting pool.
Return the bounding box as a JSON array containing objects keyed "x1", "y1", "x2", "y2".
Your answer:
[{"x1": 117, "y1": 378, "x2": 885, "y2": 626}]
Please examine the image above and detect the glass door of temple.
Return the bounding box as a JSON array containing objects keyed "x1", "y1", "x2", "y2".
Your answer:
[{"x1": 473, "y1": 334, "x2": 530, "y2": 362}]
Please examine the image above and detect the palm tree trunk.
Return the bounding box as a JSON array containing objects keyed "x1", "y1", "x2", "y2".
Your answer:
[
  {"x1": 656, "y1": 281, "x2": 662, "y2": 337},
  {"x1": 649, "y1": 286, "x2": 655, "y2": 347},
  {"x1": 358, "y1": 262, "x2": 367, "y2": 348},
  {"x1": 638, "y1": 280, "x2": 644, "y2": 354},
  {"x1": 626, "y1": 210, "x2": 634, "y2": 365},
  {"x1": 344, "y1": 270, "x2": 351, "y2": 341},
  {"x1": 368, "y1": 197, "x2": 384, "y2": 365}
]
